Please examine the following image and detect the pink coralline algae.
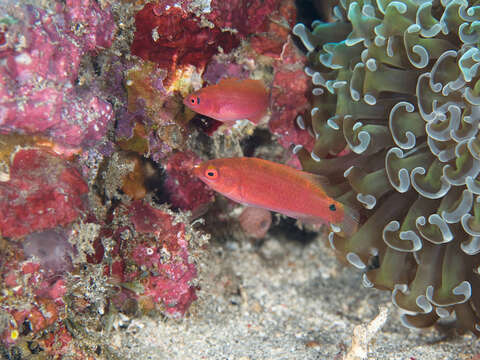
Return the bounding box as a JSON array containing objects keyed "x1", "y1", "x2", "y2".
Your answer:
[
  {"x1": 0, "y1": 240, "x2": 90, "y2": 359},
  {"x1": 64, "y1": 0, "x2": 115, "y2": 51},
  {"x1": 131, "y1": 201, "x2": 198, "y2": 316},
  {"x1": 164, "y1": 151, "x2": 214, "y2": 213},
  {"x1": 99, "y1": 201, "x2": 200, "y2": 317},
  {"x1": 269, "y1": 37, "x2": 314, "y2": 152},
  {"x1": 1, "y1": 244, "x2": 68, "y2": 347},
  {"x1": 0, "y1": 0, "x2": 115, "y2": 147},
  {"x1": 0, "y1": 149, "x2": 88, "y2": 239}
]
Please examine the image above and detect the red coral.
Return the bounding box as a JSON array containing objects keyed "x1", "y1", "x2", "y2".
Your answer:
[
  {"x1": 249, "y1": 0, "x2": 297, "y2": 58},
  {"x1": 163, "y1": 151, "x2": 214, "y2": 213},
  {"x1": 206, "y1": 0, "x2": 276, "y2": 35},
  {"x1": 129, "y1": 201, "x2": 184, "y2": 253},
  {"x1": 131, "y1": 2, "x2": 239, "y2": 71},
  {"x1": 131, "y1": 0, "x2": 295, "y2": 70},
  {"x1": 0, "y1": 149, "x2": 88, "y2": 238},
  {"x1": 269, "y1": 37, "x2": 314, "y2": 152},
  {"x1": 144, "y1": 273, "x2": 197, "y2": 315},
  {"x1": 124, "y1": 201, "x2": 198, "y2": 316}
]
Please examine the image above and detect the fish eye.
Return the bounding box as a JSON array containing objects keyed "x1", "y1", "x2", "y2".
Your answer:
[
  {"x1": 190, "y1": 97, "x2": 196, "y2": 104},
  {"x1": 329, "y1": 204, "x2": 336, "y2": 211},
  {"x1": 205, "y1": 168, "x2": 218, "y2": 179}
]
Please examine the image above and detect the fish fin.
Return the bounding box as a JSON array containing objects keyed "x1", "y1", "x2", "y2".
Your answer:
[
  {"x1": 338, "y1": 206, "x2": 360, "y2": 237},
  {"x1": 300, "y1": 171, "x2": 351, "y2": 198},
  {"x1": 217, "y1": 78, "x2": 268, "y2": 94},
  {"x1": 299, "y1": 172, "x2": 331, "y2": 190},
  {"x1": 297, "y1": 216, "x2": 327, "y2": 228},
  {"x1": 216, "y1": 78, "x2": 242, "y2": 87}
]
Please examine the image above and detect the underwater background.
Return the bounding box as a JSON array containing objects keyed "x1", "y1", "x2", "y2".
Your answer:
[{"x1": 1, "y1": 0, "x2": 480, "y2": 358}]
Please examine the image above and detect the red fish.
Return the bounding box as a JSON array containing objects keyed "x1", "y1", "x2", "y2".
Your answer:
[
  {"x1": 193, "y1": 157, "x2": 359, "y2": 236},
  {"x1": 183, "y1": 78, "x2": 269, "y2": 124}
]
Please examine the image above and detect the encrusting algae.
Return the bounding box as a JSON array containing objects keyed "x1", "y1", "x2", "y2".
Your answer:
[{"x1": 293, "y1": 0, "x2": 480, "y2": 334}]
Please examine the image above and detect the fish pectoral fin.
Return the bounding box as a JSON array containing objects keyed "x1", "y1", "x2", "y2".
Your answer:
[{"x1": 297, "y1": 216, "x2": 327, "y2": 226}]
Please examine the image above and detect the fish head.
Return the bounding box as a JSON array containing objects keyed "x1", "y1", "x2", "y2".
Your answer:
[
  {"x1": 326, "y1": 201, "x2": 344, "y2": 223},
  {"x1": 183, "y1": 91, "x2": 206, "y2": 112},
  {"x1": 193, "y1": 159, "x2": 242, "y2": 199}
]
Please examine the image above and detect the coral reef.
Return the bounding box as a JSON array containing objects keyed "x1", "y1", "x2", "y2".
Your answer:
[
  {"x1": 294, "y1": 0, "x2": 480, "y2": 334},
  {"x1": 90, "y1": 200, "x2": 205, "y2": 318},
  {"x1": 131, "y1": 1, "x2": 239, "y2": 73},
  {"x1": 0, "y1": 0, "x2": 211, "y2": 356},
  {"x1": 269, "y1": 37, "x2": 315, "y2": 153},
  {"x1": 130, "y1": 0, "x2": 295, "y2": 72},
  {"x1": 0, "y1": 148, "x2": 88, "y2": 239},
  {"x1": 163, "y1": 151, "x2": 214, "y2": 213},
  {"x1": 0, "y1": 0, "x2": 115, "y2": 148},
  {"x1": 1, "y1": 231, "x2": 73, "y2": 353}
]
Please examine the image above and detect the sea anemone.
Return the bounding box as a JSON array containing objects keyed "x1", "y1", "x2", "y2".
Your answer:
[{"x1": 293, "y1": 0, "x2": 480, "y2": 334}]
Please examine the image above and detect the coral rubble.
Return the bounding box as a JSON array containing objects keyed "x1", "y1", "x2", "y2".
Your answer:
[{"x1": 294, "y1": 0, "x2": 480, "y2": 334}]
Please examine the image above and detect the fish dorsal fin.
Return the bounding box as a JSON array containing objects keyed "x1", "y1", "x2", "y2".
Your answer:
[
  {"x1": 299, "y1": 171, "x2": 348, "y2": 198},
  {"x1": 216, "y1": 78, "x2": 268, "y2": 95},
  {"x1": 216, "y1": 78, "x2": 242, "y2": 87},
  {"x1": 299, "y1": 171, "x2": 331, "y2": 194}
]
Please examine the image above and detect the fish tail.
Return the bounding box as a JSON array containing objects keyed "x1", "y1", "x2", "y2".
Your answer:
[{"x1": 340, "y1": 206, "x2": 360, "y2": 237}]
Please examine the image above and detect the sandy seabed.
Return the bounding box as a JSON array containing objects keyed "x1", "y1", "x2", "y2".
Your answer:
[{"x1": 106, "y1": 232, "x2": 480, "y2": 360}]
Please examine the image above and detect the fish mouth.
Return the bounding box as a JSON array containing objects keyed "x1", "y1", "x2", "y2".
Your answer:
[{"x1": 192, "y1": 163, "x2": 202, "y2": 177}]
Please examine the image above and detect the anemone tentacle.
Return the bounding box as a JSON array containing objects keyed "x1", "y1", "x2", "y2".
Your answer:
[{"x1": 295, "y1": 0, "x2": 480, "y2": 334}]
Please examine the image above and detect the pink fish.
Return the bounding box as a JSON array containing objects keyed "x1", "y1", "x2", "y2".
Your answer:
[
  {"x1": 193, "y1": 157, "x2": 359, "y2": 236},
  {"x1": 183, "y1": 78, "x2": 269, "y2": 124}
]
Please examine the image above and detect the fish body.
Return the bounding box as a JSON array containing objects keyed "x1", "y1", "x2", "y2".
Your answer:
[
  {"x1": 183, "y1": 78, "x2": 269, "y2": 124},
  {"x1": 193, "y1": 157, "x2": 359, "y2": 235}
]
